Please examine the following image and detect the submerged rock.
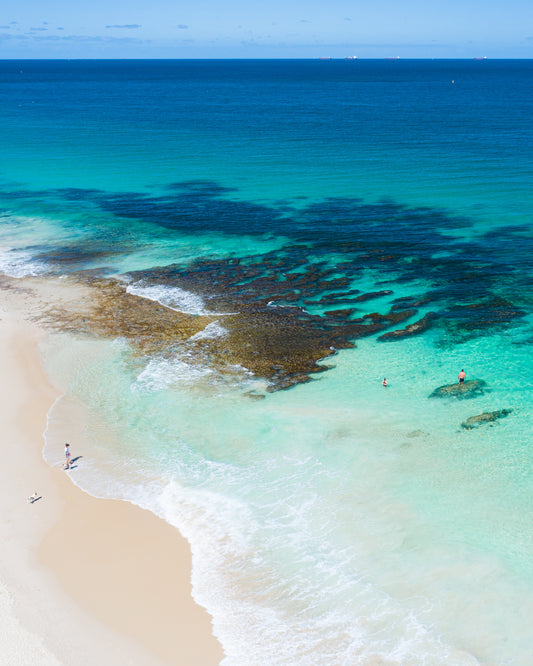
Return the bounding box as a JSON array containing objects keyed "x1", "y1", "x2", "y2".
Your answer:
[
  {"x1": 266, "y1": 373, "x2": 313, "y2": 392},
  {"x1": 461, "y1": 409, "x2": 512, "y2": 429},
  {"x1": 244, "y1": 391, "x2": 266, "y2": 400},
  {"x1": 377, "y1": 312, "x2": 436, "y2": 342},
  {"x1": 391, "y1": 295, "x2": 433, "y2": 311},
  {"x1": 429, "y1": 379, "x2": 487, "y2": 399},
  {"x1": 323, "y1": 307, "x2": 358, "y2": 320},
  {"x1": 352, "y1": 289, "x2": 393, "y2": 303},
  {"x1": 453, "y1": 297, "x2": 526, "y2": 331}
]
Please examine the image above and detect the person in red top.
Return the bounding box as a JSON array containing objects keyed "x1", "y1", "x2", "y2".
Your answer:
[{"x1": 458, "y1": 369, "x2": 466, "y2": 383}]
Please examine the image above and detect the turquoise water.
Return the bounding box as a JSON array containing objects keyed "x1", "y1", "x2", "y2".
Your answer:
[{"x1": 1, "y1": 60, "x2": 533, "y2": 664}]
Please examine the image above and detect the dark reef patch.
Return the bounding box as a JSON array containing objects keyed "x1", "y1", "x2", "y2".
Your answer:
[
  {"x1": 461, "y1": 409, "x2": 512, "y2": 430},
  {"x1": 32, "y1": 245, "x2": 120, "y2": 270},
  {"x1": 164, "y1": 180, "x2": 238, "y2": 196},
  {"x1": 429, "y1": 380, "x2": 487, "y2": 400},
  {"x1": 377, "y1": 313, "x2": 436, "y2": 342},
  {"x1": 1, "y1": 179, "x2": 531, "y2": 389},
  {"x1": 448, "y1": 297, "x2": 526, "y2": 332}
]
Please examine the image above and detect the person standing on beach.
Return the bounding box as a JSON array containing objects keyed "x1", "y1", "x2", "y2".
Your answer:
[
  {"x1": 64, "y1": 443, "x2": 71, "y2": 470},
  {"x1": 458, "y1": 369, "x2": 466, "y2": 383}
]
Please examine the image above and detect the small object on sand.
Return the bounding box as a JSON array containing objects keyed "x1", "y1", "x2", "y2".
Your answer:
[{"x1": 27, "y1": 492, "x2": 39, "y2": 503}]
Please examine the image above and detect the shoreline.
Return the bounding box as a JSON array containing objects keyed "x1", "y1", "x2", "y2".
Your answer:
[{"x1": 0, "y1": 282, "x2": 223, "y2": 665}]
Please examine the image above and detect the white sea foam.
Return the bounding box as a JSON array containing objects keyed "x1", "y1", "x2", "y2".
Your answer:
[
  {"x1": 0, "y1": 246, "x2": 48, "y2": 278},
  {"x1": 189, "y1": 320, "x2": 227, "y2": 341},
  {"x1": 131, "y1": 355, "x2": 256, "y2": 394},
  {"x1": 126, "y1": 281, "x2": 238, "y2": 316},
  {"x1": 148, "y1": 467, "x2": 481, "y2": 666},
  {"x1": 133, "y1": 357, "x2": 213, "y2": 392},
  {"x1": 126, "y1": 282, "x2": 208, "y2": 314}
]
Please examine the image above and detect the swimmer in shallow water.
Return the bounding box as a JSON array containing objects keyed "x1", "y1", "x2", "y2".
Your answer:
[
  {"x1": 458, "y1": 369, "x2": 466, "y2": 384},
  {"x1": 382, "y1": 378, "x2": 388, "y2": 387}
]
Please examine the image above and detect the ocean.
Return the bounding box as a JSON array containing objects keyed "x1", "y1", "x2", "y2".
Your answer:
[{"x1": 1, "y1": 59, "x2": 532, "y2": 665}]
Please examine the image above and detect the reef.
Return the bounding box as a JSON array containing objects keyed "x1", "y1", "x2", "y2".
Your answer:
[
  {"x1": 377, "y1": 312, "x2": 436, "y2": 342},
  {"x1": 6, "y1": 181, "x2": 529, "y2": 391},
  {"x1": 461, "y1": 409, "x2": 512, "y2": 430},
  {"x1": 31, "y1": 250, "x2": 432, "y2": 391},
  {"x1": 429, "y1": 380, "x2": 487, "y2": 400}
]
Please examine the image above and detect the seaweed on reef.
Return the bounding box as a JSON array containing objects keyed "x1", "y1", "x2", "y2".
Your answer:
[
  {"x1": 32, "y1": 245, "x2": 120, "y2": 269},
  {"x1": 32, "y1": 252, "x2": 417, "y2": 391},
  {"x1": 3, "y1": 179, "x2": 532, "y2": 388},
  {"x1": 36, "y1": 275, "x2": 212, "y2": 354}
]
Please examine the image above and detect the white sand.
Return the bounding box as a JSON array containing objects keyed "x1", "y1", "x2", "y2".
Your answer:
[
  {"x1": 0, "y1": 278, "x2": 223, "y2": 665},
  {"x1": 0, "y1": 579, "x2": 61, "y2": 666}
]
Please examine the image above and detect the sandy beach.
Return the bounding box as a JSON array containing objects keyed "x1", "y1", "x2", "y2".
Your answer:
[{"x1": 0, "y1": 280, "x2": 223, "y2": 666}]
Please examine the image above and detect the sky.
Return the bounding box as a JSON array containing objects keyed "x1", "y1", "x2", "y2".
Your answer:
[{"x1": 1, "y1": 0, "x2": 532, "y2": 59}]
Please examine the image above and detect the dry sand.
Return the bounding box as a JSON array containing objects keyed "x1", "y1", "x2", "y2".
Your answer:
[{"x1": 0, "y1": 281, "x2": 223, "y2": 665}]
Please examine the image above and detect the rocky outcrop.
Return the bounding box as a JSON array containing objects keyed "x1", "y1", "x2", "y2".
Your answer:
[
  {"x1": 461, "y1": 409, "x2": 512, "y2": 429},
  {"x1": 429, "y1": 379, "x2": 487, "y2": 399},
  {"x1": 377, "y1": 312, "x2": 436, "y2": 342}
]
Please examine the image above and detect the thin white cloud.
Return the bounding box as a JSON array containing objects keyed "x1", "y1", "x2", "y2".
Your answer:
[
  {"x1": 1, "y1": 32, "x2": 146, "y2": 45},
  {"x1": 105, "y1": 24, "x2": 141, "y2": 29}
]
